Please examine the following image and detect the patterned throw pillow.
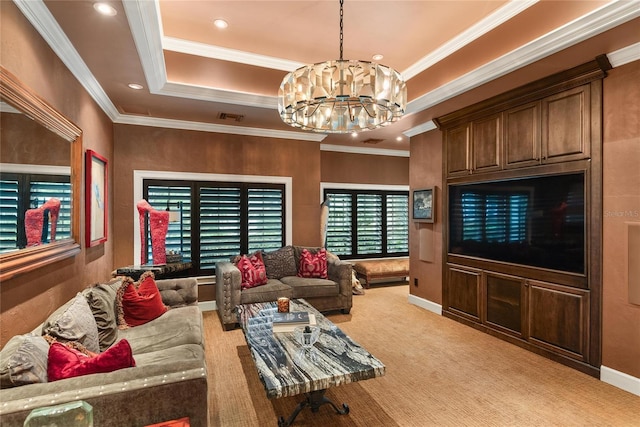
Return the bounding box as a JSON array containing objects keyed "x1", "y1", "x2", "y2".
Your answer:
[
  {"x1": 236, "y1": 252, "x2": 268, "y2": 290},
  {"x1": 0, "y1": 334, "x2": 49, "y2": 388},
  {"x1": 47, "y1": 339, "x2": 135, "y2": 382},
  {"x1": 297, "y1": 248, "x2": 328, "y2": 279},
  {"x1": 262, "y1": 245, "x2": 298, "y2": 279},
  {"x1": 42, "y1": 293, "x2": 100, "y2": 353},
  {"x1": 116, "y1": 272, "x2": 168, "y2": 328}
]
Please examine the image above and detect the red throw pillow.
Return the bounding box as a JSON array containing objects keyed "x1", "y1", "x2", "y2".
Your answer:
[
  {"x1": 119, "y1": 273, "x2": 168, "y2": 327},
  {"x1": 236, "y1": 252, "x2": 268, "y2": 290},
  {"x1": 47, "y1": 339, "x2": 136, "y2": 381},
  {"x1": 298, "y1": 248, "x2": 328, "y2": 279}
]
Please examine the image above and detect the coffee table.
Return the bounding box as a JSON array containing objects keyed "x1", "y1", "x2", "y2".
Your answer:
[{"x1": 237, "y1": 299, "x2": 385, "y2": 426}]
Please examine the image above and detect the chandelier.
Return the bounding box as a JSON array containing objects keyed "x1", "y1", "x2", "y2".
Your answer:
[{"x1": 278, "y1": 0, "x2": 407, "y2": 133}]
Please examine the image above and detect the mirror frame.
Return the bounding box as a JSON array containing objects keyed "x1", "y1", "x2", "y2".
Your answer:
[{"x1": 0, "y1": 66, "x2": 82, "y2": 281}]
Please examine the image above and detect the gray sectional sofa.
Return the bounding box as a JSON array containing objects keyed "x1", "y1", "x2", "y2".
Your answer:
[
  {"x1": 0, "y1": 277, "x2": 208, "y2": 426},
  {"x1": 216, "y1": 245, "x2": 353, "y2": 330}
]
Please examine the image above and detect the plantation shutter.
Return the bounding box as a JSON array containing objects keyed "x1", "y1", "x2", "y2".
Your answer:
[
  {"x1": 0, "y1": 178, "x2": 19, "y2": 253},
  {"x1": 325, "y1": 193, "x2": 352, "y2": 256},
  {"x1": 508, "y1": 194, "x2": 528, "y2": 242},
  {"x1": 357, "y1": 194, "x2": 382, "y2": 254},
  {"x1": 199, "y1": 186, "x2": 241, "y2": 268},
  {"x1": 386, "y1": 194, "x2": 408, "y2": 253},
  {"x1": 461, "y1": 192, "x2": 484, "y2": 242},
  {"x1": 485, "y1": 194, "x2": 507, "y2": 242},
  {"x1": 247, "y1": 188, "x2": 284, "y2": 253}
]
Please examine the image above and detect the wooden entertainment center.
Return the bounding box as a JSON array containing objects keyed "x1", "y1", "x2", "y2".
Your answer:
[{"x1": 435, "y1": 56, "x2": 611, "y2": 377}]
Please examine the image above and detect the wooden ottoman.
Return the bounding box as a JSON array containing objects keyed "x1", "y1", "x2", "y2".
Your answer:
[{"x1": 352, "y1": 258, "x2": 409, "y2": 288}]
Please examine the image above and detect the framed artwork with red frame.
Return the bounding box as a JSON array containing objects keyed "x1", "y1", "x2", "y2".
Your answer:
[{"x1": 85, "y1": 149, "x2": 108, "y2": 247}]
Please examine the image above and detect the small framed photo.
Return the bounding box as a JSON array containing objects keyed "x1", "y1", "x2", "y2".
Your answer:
[
  {"x1": 412, "y1": 187, "x2": 434, "y2": 223},
  {"x1": 85, "y1": 149, "x2": 108, "y2": 247}
]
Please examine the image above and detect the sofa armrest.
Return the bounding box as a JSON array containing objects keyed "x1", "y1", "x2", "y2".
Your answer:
[
  {"x1": 327, "y1": 257, "x2": 353, "y2": 300},
  {"x1": 215, "y1": 261, "x2": 242, "y2": 329},
  {"x1": 156, "y1": 277, "x2": 198, "y2": 308}
]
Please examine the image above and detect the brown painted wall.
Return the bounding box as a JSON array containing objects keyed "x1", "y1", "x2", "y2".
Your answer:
[
  {"x1": 601, "y1": 60, "x2": 640, "y2": 378},
  {"x1": 112, "y1": 125, "x2": 323, "y2": 267},
  {"x1": 320, "y1": 151, "x2": 409, "y2": 185},
  {"x1": 409, "y1": 130, "x2": 443, "y2": 304},
  {"x1": 1, "y1": 113, "x2": 69, "y2": 166},
  {"x1": 0, "y1": 3, "x2": 114, "y2": 346}
]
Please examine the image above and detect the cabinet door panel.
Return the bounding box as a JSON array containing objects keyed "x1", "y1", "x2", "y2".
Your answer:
[
  {"x1": 446, "y1": 125, "x2": 470, "y2": 177},
  {"x1": 446, "y1": 265, "x2": 481, "y2": 320},
  {"x1": 473, "y1": 115, "x2": 501, "y2": 172},
  {"x1": 542, "y1": 85, "x2": 590, "y2": 162},
  {"x1": 485, "y1": 273, "x2": 526, "y2": 337},
  {"x1": 504, "y1": 102, "x2": 540, "y2": 168},
  {"x1": 528, "y1": 281, "x2": 589, "y2": 360}
]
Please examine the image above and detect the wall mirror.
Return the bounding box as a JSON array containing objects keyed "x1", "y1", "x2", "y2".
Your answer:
[{"x1": 0, "y1": 66, "x2": 82, "y2": 281}]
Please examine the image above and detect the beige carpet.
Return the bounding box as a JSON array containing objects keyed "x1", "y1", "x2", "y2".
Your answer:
[{"x1": 204, "y1": 285, "x2": 639, "y2": 426}]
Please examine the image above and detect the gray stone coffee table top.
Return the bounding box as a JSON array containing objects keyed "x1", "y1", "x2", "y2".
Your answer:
[{"x1": 237, "y1": 299, "x2": 385, "y2": 399}]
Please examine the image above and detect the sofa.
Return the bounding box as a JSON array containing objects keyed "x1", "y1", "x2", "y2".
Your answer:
[
  {"x1": 0, "y1": 277, "x2": 208, "y2": 427},
  {"x1": 216, "y1": 245, "x2": 353, "y2": 330}
]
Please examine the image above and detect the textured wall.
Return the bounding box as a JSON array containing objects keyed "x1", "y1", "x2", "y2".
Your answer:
[
  {"x1": 0, "y1": 3, "x2": 114, "y2": 346},
  {"x1": 601, "y1": 60, "x2": 640, "y2": 378},
  {"x1": 320, "y1": 151, "x2": 409, "y2": 185}
]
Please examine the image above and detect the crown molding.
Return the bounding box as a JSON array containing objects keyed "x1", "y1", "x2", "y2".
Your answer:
[
  {"x1": 114, "y1": 114, "x2": 325, "y2": 142},
  {"x1": 160, "y1": 82, "x2": 278, "y2": 109},
  {"x1": 608, "y1": 42, "x2": 640, "y2": 67},
  {"x1": 402, "y1": 0, "x2": 538, "y2": 80},
  {"x1": 163, "y1": 36, "x2": 302, "y2": 72},
  {"x1": 320, "y1": 144, "x2": 409, "y2": 157},
  {"x1": 407, "y1": 0, "x2": 640, "y2": 114},
  {"x1": 14, "y1": 0, "x2": 119, "y2": 120},
  {"x1": 404, "y1": 121, "x2": 437, "y2": 138},
  {"x1": 122, "y1": 0, "x2": 167, "y2": 92}
]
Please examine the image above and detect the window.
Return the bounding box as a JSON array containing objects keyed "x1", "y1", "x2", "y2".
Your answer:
[
  {"x1": 143, "y1": 180, "x2": 285, "y2": 274},
  {"x1": 0, "y1": 173, "x2": 71, "y2": 253},
  {"x1": 323, "y1": 189, "x2": 408, "y2": 259}
]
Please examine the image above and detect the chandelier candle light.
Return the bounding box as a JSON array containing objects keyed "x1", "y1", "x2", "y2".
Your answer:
[{"x1": 278, "y1": 0, "x2": 406, "y2": 133}]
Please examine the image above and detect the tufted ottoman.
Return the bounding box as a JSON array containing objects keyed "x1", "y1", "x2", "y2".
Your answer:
[{"x1": 352, "y1": 258, "x2": 409, "y2": 288}]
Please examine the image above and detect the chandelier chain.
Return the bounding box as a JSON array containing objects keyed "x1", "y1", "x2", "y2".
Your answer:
[{"x1": 339, "y1": 0, "x2": 344, "y2": 61}]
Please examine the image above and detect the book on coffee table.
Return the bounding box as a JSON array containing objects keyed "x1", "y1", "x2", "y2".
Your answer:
[{"x1": 272, "y1": 311, "x2": 316, "y2": 333}]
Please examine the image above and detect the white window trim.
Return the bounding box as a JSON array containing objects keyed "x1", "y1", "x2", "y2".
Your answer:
[
  {"x1": 1, "y1": 163, "x2": 71, "y2": 175},
  {"x1": 133, "y1": 170, "x2": 292, "y2": 265}
]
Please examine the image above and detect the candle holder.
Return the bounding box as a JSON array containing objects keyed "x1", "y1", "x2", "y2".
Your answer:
[{"x1": 277, "y1": 297, "x2": 290, "y2": 313}]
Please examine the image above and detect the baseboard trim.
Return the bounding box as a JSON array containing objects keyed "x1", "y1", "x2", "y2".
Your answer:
[
  {"x1": 198, "y1": 300, "x2": 217, "y2": 312},
  {"x1": 601, "y1": 365, "x2": 640, "y2": 396},
  {"x1": 408, "y1": 294, "x2": 442, "y2": 315}
]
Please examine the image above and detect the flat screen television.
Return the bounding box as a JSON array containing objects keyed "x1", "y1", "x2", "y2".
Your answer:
[{"x1": 448, "y1": 172, "x2": 585, "y2": 274}]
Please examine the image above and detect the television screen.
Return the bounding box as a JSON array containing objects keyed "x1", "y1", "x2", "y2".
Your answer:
[{"x1": 448, "y1": 173, "x2": 585, "y2": 274}]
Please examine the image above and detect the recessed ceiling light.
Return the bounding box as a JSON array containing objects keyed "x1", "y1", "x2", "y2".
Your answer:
[
  {"x1": 213, "y1": 19, "x2": 228, "y2": 29},
  {"x1": 372, "y1": 54, "x2": 384, "y2": 61},
  {"x1": 93, "y1": 2, "x2": 117, "y2": 16},
  {"x1": 128, "y1": 83, "x2": 144, "y2": 90},
  {"x1": 396, "y1": 136, "x2": 403, "y2": 142}
]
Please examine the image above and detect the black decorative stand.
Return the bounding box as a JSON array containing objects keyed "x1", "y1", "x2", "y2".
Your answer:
[{"x1": 277, "y1": 389, "x2": 349, "y2": 427}]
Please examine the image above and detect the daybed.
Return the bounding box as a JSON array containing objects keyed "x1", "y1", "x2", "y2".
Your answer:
[
  {"x1": 352, "y1": 258, "x2": 409, "y2": 288},
  {"x1": 216, "y1": 245, "x2": 353, "y2": 330},
  {"x1": 0, "y1": 276, "x2": 208, "y2": 427}
]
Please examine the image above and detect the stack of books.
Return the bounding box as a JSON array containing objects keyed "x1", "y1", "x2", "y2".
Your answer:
[{"x1": 272, "y1": 311, "x2": 317, "y2": 333}]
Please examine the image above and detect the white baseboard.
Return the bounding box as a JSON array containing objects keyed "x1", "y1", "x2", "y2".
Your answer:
[
  {"x1": 408, "y1": 294, "x2": 442, "y2": 315},
  {"x1": 198, "y1": 300, "x2": 217, "y2": 312},
  {"x1": 601, "y1": 365, "x2": 640, "y2": 396}
]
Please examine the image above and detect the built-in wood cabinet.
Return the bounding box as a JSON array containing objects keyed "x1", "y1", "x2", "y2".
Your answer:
[{"x1": 436, "y1": 57, "x2": 609, "y2": 377}]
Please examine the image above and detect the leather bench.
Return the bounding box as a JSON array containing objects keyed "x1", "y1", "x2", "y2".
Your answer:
[{"x1": 352, "y1": 258, "x2": 409, "y2": 288}]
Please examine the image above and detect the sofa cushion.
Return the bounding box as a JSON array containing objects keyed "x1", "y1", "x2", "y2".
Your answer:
[
  {"x1": 262, "y1": 245, "x2": 298, "y2": 279},
  {"x1": 0, "y1": 334, "x2": 49, "y2": 388},
  {"x1": 236, "y1": 252, "x2": 268, "y2": 290},
  {"x1": 117, "y1": 273, "x2": 168, "y2": 328},
  {"x1": 297, "y1": 248, "x2": 328, "y2": 279},
  {"x1": 47, "y1": 339, "x2": 136, "y2": 382},
  {"x1": 280, "y1": 276, "x2": 339, "y2": 298},
  {"x1": 42, "y1": 293, "x2": 100, "y2": 353},
  {"x1": 118, "y1": 306, "x2": 203, "y2": 354},
  {"x1": 83, "y1": 279, "x2": 121, "y2": 351},
  {"x1": 240, "y1": 280, "x2": 293, "y2": 305}
]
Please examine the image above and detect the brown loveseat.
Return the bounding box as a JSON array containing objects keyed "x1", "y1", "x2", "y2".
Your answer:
[{"x1": 215, "y1": 245, "x2": 353, "y2": 330}]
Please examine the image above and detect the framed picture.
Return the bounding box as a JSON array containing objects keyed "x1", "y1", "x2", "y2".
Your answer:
[
  {"x1": 85, "y1": 149, "x2": 108, "y2": 247},
  {"x1": 412, "y1": 187, "x2": 435, "y2": 223}
]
